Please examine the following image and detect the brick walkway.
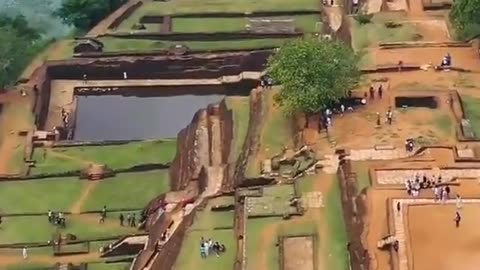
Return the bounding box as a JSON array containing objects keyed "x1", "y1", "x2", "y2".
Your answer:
[
  {"x1": 348, "y1": 149, "x2": 408, "y2": 161},
  {"x1": 302, "y1": 192, "x2": 324, "y2": 208},
  {"x1": 377, "y1": 169, "x2": 480, "y2": 184},
  {"x1": 391, "y1": 198, "x2": 480, "y2": 270}
]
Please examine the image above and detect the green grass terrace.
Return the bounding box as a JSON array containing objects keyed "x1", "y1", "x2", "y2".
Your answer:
[
  {"x1": 98, "y1": 37, "x2": 302, "y2": 53},
  {"x1": 31, "y1": 140, "x2": 176, "y2": 175},
  {"x1": 0, "y1": 215, "x2": 139, "y2": 244},
  {"x1": 117, "y1": 0, "x2": 320, "y2": 31},
  {"x1": 350, "y1": 12, "x2": 422, "y2": 51},
  {"x1": 175, "y1": 196, "x2": 235, "y2": 270},
  {"x1": 0, "y1": 170, "x2": 170, "y2": 213},
  {"x1": 169, "y1": 15, "x2": 320, "y2": 33},
  {"x1": 461, "y1": 95, "x2": 480, "y2": 138}
]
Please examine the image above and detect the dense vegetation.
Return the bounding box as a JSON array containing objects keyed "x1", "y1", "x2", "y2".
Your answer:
[
  {"x1": 268, "y1": 38, "x2": 360, "y2": 114},
  {"x1": 56, "y1": 0, "x2": 127, "y2": 31},
  {"x1": 0, "y1": 0, "x2": 73, "y2": 90},
  {"x1": 450, "y1": 0, "x2": 480, "y2": 40},
  {"x1": 0, "y1": 15, "x2": 46, "y2": 89}
]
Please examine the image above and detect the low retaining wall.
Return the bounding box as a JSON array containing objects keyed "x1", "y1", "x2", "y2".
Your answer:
[
  {"x1": 51, "y1": 139, "x2": 143, "y2": 147},
  {"x1": 422, "y1": 2, "x2": 452, "y2": 10},
  {"x1": 47, "y1": 50, "x2": 271, "y2": 80},
  {"x1": 165, "y1": 10, "x2": 321, "y2": 19},
  {"x1": 1, "y1": 164, "x2": 169, "y2": 181},
  {"x1": 73, "y1": 81, "x2": 257, "y2": 97},
  {"x1": 378, "y1": 41, "x2": 470, "y2": 49},
  {"x1": 149, "y1": 210, "x2": 196, "y2": 270},
  {"x1": 103, "y1": 32, "x2": 303, "y2": 41},
  {"x1": 108, "y1": 1, "x2": 144, "y2": 30},
  {"x1": 337, "y1": 159, "x2": 369, "y2": 270},
  {"x1": 74, "y1": 47, "x2": 277, "y2": 58}
]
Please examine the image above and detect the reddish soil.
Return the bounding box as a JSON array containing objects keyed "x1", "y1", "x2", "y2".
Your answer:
[
  {"x1": 283, "y1": 236, "x2": 314, "y2": 270},
  {"x1": 408, "y1": 204, "x2": 480, "y2": 270}
]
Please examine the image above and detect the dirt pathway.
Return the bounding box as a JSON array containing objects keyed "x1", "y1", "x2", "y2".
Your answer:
[
  {"x1": 0, "y1": 98, "x2": 32, "y2": 174},
  {"x1": 70, "y1": 181, "x2": 99, "y2": 214}
]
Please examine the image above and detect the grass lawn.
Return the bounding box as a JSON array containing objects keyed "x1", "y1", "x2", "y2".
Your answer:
[
  {"x1": 350, "y1": 12, "x2": 421, "y2": 50},
  {"x1": 175, "y1": 196, "x2": 235, "y2": 270},
  {"x1": 352, "y1": 162, "x2": 370, "y2": 194},
  {"x1": 190, "y1": 197, "x2": 235, "y2": 230},
  {"x1": 118, "y1": 0, "x2": 319, "y2": 31},
  {"x1": 174, "y1": 229, "x2": 235, "y2": 270},
  {"x1": 0, "y1": 240, "x2": 113, "y2": 257},
  {"x1": 0, "y1": 178, "x2": 85, "y2": 213},
  {"x1": 246, "y1": 217, "x2": 280, "y2": 270},
  {"x1": 324, "y1": 177, "x2": 349, "y2": 270},
  {"x1": 0, "y1": 215, "x2": 137, "y2": 244},
  {"x1": 31, "y1": 139, "x2": 177, "y2": 175},
  {"x1": 245, "y1": 89, "x2": 293, "y2": 177},
  {"x1": 82, "y1": 170, "x2": 170, "y2": 211},
  {"x1": 226, "y1": 97, "x2": 250, "y2": 164},
  {"x1": 297, "y1": 175, "x2": 316, "y2": 194},
  {"x1": 262, "y1": 89, "x2": 292, "y2": 156},
  {"x1": 462, "y1": 96, "x2": 480, "y2": 137},
  {"x1": 245, "y1": 216, "x2": 318, "y2": 270},
  {"x1": 262, "y1": 184, "x2": 295, "y2": 197},
  {"x1": 171, "y1": 15, "x2": 321, "y2": 33},
  {"x1": 433, "y1": 113, "x2": 453, "y2": 136},
  {"x1": 99, "y1": 37, "x2": 295, "y2": 52}
]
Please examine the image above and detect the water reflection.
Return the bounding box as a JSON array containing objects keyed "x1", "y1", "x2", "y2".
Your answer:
[{"x1": 74, "y1": 94, "x2": 224, "y2": 141}]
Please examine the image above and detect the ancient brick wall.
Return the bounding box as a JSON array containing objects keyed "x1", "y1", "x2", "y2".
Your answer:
[
  {"x1": 149, "y1": 211, "x2": 196, "y2": 270},
  {"x1": 169, "y1": 110, "x2": 202, "y2": 191},
  {"x1": 337, "y1": 159, "x2": 370, "y2": 270},
  {"x1": 107, "y1": 1, "x2": 144, "y2": 30}
]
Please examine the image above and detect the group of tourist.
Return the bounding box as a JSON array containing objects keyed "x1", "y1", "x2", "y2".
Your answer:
[
  {"x1": 368, "y1": 85, "x2": 384, "y2": 100},
  {"x1": 199, "y1": 237, "x2": 226, "y2": 259},
  {"x1": 47, "y1": 210, "x2": 67, "y2": 228},
  {"x1": 403, "y1": 174, "x2": 450, "y2": 197},
  {"x1": 118, "y1": 212, "x2": 137, "y2": 227}
]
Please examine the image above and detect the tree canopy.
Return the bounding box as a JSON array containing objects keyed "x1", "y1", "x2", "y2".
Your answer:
[
  {"x1": 450, "y1": 0, "x2": 480, "y2": 39},
  {"x1": 0, "y1": 25, "x2": 37, "y2": 89},
  {"x1": 56, "y1": 0, "x2": 127, "y2": 31},
  {"x1": 267, "y1": 38, "x2": 360, "y2": 114}
]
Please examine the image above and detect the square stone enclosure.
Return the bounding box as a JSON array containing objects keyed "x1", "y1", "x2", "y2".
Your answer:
[{"x1": 391, "y1": 198, "x2": 480, "y2": 270}]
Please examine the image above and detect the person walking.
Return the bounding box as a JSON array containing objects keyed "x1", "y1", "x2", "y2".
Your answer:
[
  {"x1": 119, "y1": 213, "x2": 124, "y2": 226},
  {"x1": 456, "y1": 194, "x2": 463, "y2": 210},
  {"x1": 22, "y1": 247, "x2": 28, "y2": 260},
  {"x1": 454, "y1": 211, "x2": 461, "y2": 228},
  {"x1": 131, "y1": 213, "x2": 136, "y2": 227}
]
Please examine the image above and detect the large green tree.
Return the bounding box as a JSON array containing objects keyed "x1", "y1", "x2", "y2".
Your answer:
[
  {"x1": 56, "y1": 0, "x2": 127, "y2": 31},
  {"x1": 267, "y1": 38, "x2": 360, "y2": 114},
  {"x1": 450, "y1": 0, "x2": 480, "y2": 39},
  {"x1": 0, "y1": 26, "x2": 36, "y2": 88}
]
